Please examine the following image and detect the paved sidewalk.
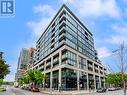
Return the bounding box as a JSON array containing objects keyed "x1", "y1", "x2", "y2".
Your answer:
[
  {"x1": 40, "y1": 90, "x2": 96, "y2": 95},
  {"x1": 0, "y1": 86, "x2": 15, "y2": 95}
]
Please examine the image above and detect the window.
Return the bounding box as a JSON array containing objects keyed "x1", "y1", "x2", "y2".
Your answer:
[
  {"x1": 66, "y1": 39, "x2": 77, "y2": 49},
  {"x1": 62, "y1": 50, "x2": 77, "y2": 67},
  {"x1": 66, "y1": 14, "x2": 77, "y2": 27},
  {"x1": 79, "y1": 56, "x2": 86, "y2": 70}
]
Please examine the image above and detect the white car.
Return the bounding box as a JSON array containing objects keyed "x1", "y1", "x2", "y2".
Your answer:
[{"x1": 108, "y1": 87, "x2": 116, "y2": 91}]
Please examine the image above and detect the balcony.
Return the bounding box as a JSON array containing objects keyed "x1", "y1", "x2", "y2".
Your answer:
[
  {"x1": 59, "y1": 27, "x2": 66, "y2": 36},
  {"x1": 59, "y1": 34, "x2": 66, "y2": 42},
  {"x1": 59, "y1": 21, "x2": 66, "y2": 30},
  {"x1": 95, "y1": 69, "x2": 99, "y2": 73},
  {"x1": 59, "y1": 10, "x2": 66, "y2": 19},
  {"x1": 88, "y1": 76, "x2": 94, "y2": 80},
  {"x1": 52, "y1": 28, "x2": 55, "y2": 33},
  {"x1": 51, "y1": 33, "x2": 55, "y2": 38},
  {"x1": 59, "y1": 15, "x2": 66, "y2": 24},
  {"x1": 100, "y1": 70, "x2": 103, "y2": 75},
  {"x1": 88, "y1": 64, "x2": 93, "y2": 68},
  {"x1": 52, "y1": 22, "x2": 55, "y2": 28}
]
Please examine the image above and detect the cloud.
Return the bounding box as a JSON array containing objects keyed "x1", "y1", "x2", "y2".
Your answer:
[
  {"x1": 27, "y1": 18, "x2": 51, "y2": 37},
  {"x1": 59, "y1": 0, "x2": 121, "y2": 18},
  {"x1": 4, "y1": 74, "x2": 15, "y2": 82},
  {"x1": 33, "y1": 4, "x2": 56, "y2": 16},
  {"x1": 97, "y1": 47, "x2": 111, "y2": 58},
  {"x1": 59, "y1": 0, "x2": 74, "y2": 3},
  {"x1": 27, "y1": 4, "x2": 56, "y2": 38},
  {"x1": 105, "y1": 25, "x2": 127, "y2": 45}
]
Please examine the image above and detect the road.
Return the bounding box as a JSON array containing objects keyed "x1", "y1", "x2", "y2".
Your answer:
[
  {"x1": 0, "y1": 86, "x2": 48, "y2": 95},
  {"x1": 0, "y1": 86, "x2": 126, "y2": 95}
]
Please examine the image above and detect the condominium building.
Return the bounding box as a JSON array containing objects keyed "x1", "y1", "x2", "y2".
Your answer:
[{"x1": 33, "y1": 4, "x2": 106, "y2": 91}]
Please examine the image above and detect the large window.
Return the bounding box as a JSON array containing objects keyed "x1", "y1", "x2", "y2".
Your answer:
[
  {"x1": 79, "y1": 56, "x2": 86, "y2": 70},
  {"x1": 79, "y1": 71, "x2": 87, "y2": 90},
  {"x1": 62, "y1": 50, "x2": 77, "y2": 67},
  {"x1": 61, "y1": 68, "x2": 77, "y2": 90},
  {"x1": 66, "y1": 13, "x2": 77, "y2": 28}
]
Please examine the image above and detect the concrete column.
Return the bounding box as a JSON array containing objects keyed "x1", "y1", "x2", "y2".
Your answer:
[
  {"x1": 92, "y1": 62, "x2": 94, "y2": 72},
  {"x1": 50, "y1": 57, "x2": 53, "y2": 93},
  {"x1": 59, "y1": 51, "x2": 62, "y2": 86},
  {"x1": 99, "y1": 76, "x2": 101, "y2": 88},
  {"x1": 43, "y1": 61, "x2": 46, "y2": 88},
  {"x1": 77, "y1": 71, "x2": 79, "y2": 90},
  {"x1": 59, "y1": 51, "x2": 62, "y2": 91},
  {"x1": 86, "y1": 60, "x2": 89, "y2": 90},
  {"x1": 87, "y1": 73, "x2": 89, "y2": 90},
  {"x1": 104, "y1": 77, "x2": 105, "y2": 88},
  {"x1": 94, "y1": 75, "x2": 96, "y2": 90},
  {"x1": 77, "y1": 55, "x2": 79, "y2": 90},
  {"x1": 44, "y1": 61, "x2": 46, "y2": 72}
]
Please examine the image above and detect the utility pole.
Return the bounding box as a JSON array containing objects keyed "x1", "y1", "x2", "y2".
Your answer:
[{"x1": 113, "y1": 43, "x2": 127, "y2": 95}]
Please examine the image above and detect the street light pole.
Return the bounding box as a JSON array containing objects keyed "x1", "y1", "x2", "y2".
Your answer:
[{"x1": 112, "y1": 43, "x2": 127, "y2": 95}]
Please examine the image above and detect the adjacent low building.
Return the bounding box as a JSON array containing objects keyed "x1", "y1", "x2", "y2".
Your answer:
[{"x1": 33, "y1": 4, "x2": 106, "y2": 91}]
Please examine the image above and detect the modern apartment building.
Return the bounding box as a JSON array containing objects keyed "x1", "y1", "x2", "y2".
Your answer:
[
  {"x1": 27, "y1": 48, "x2": 35, "y2": 69},
  {"x1": 33, "y1": 4, "x2": 106, "y2": 91},
  {"x1": 15, "y1": 48, "x2": 35, "y2": 82}
]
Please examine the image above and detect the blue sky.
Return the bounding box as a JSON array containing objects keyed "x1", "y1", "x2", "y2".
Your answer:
[{"x1": 0, "y1": 0, "x2": 127, "y2": 81}]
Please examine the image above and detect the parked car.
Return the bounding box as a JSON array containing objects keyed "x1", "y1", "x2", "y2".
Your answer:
[
  {"x1": 108, "y1": 87, "x2": 116, "y2": 91},
  {"x1": 97, "y1": 88, "x2": 107, "y2": 93},
  {"x1": 21, "y1": 86, "x2": 25, "y2": 89},
  {"x1": 31, "y1": 87, "x2": 40, "y2": 92},
  {"x1": 24, "y1": 86, "x2": 30, "y2": 90},
  {"x1": 115, "y1": 87, "x2": 121, "y2": 90},
  {"x1": 14, "y1": 86, "x2": 18, "y2": 88}
]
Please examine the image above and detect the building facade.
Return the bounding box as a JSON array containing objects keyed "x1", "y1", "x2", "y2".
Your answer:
[
  {"x1": 15, "y1": 48, "x2": 35, "y2": 82},
  {"x1": 33, "y1": 4, "x2": 106, "y2": 91}
]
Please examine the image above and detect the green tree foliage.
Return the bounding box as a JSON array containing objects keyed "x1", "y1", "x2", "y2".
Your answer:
[
  {"x1": 0, "y1": 79, "x2": 3, "y2": 86},
  {"x1": 106, "y1": 73, "x2": 127, "y2": 87},
  {"x1": 19, "y1": 69, "x2": 46, "y2": 87},
  {"x1": 3, "y1": 81, "x2": 14, "y2": 85},
  {"x1": 22, "y1": 75, "x2": 29, "y2": 84},
  {"x1": 27, "y1": 69, "x2": 36, "y2": 83},
  {"x1": 34, "y1": 70, "x2": 46, "y2": 84},
  {"x1": 19, "y1": 79, "x2": 23, "y2": 86},
  {"x1": 0, "y1": 59, "x2": 10, "y2": 79}
]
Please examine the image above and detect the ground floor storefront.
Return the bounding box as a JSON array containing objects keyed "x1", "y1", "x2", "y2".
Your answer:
[
  {"x1": 43, "y1": 68, "x2": 105, "y2": 91},
  {"x1": 34, "y1": 47, "x2": 106, "y2": 91}
]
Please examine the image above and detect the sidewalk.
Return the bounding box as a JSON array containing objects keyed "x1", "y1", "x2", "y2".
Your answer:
[
  {"x1": 40, "y1": 89, "x2": 96, "y2": 95},
  {"x1": 0, "y1": 87, "x2": 15, "y2": 95}
]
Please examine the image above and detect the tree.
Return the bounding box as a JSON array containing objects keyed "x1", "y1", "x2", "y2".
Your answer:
[
  {"x1": 19, "y1": 79, "x2": 23, "y2": 86},
  {"x1": 106, "y1": 73, "x2": 124, "y2": 87},
  {"x1": 0, "y1": 59, "x2": 10, "y2": 79},
  {"x1": 112, "y1": 43, "x2": 127, "y2": 95},
  {"x1": 34, "y1": 70, "x2": 46, "y2": 87},
  {"x1": 22, "y1": 75, "x2": 29, "y2": 84},
  {"x1": 27, "y1": 69, "x2": 36, "y2": 84},
  {"x1": 27, "y1": 69, "x2": 46, "y2": 87},
  {"x1": 0, "y1": 79, "x2": 3, "y2": 86}
]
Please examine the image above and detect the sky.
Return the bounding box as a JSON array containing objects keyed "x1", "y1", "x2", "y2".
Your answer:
[{"x1": 0, "y1": 0, "x2": 127, "y2": 81}]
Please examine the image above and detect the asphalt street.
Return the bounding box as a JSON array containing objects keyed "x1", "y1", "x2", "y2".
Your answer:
[
  {"x1": 0, "y1": 86, "x2": 48, "y2": 95},
  {"x1": 0, "y1": 86, "x2": 126, "y2": 95}
]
